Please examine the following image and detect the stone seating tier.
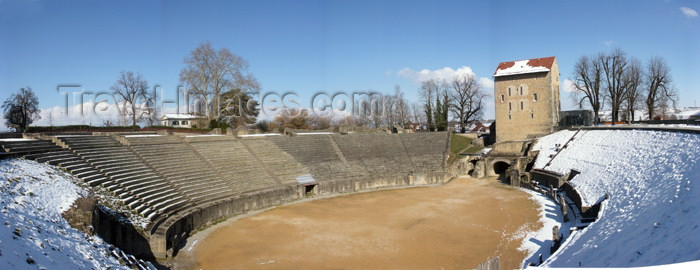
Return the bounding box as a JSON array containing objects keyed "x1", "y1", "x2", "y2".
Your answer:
[
  {"x1": 188, "y1": 140, "x2": 278, "y2": 192},
  {"x1": 2, "y1": 133, "x2": 448, "y2": 238},
  {"x1": 240, "y1": 139, "x2": 309, "y2": 185},
  {"x1": 127, "y1": 141, "x2": 235, "y2": 204},
  {"x1": 267, "y1": 136, "x2": 342, "y2": 164},
  {"x1": 0, "y1": 140, "x2": 64, "y2": 155},
  {"x1": 56, "y1": 135, "x2": 188, "y2": 222}
]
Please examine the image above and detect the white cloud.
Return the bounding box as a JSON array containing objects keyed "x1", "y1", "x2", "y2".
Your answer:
[
  {"x1": 397, "y1": 66, "x2": 496, "y2": 120},
  {"x1": 603, "y1": 40, "x2": 615, "y2": 46},
  {"x1": 397, "y1": 66, "x2": 478, "y2": 83},
  {"x1": 680, "y1": 7, "x2": 698, "y2": 18},
  {"x1": 33, "y1": 102, "x2": 123, "y2": 127},
  {"x1": 478, "y1": 77, "x2": 494, "y2": 89},
  {"x1": 398, "y1": 66, "x2": 495, "y2": 91}
]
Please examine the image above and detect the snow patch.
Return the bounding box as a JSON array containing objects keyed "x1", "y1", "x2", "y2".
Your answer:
[
  {"x1": 239, "y1": 133, "x2": 282, "y2": 137},
  {"x1": 0, "y1": 159, "x2": 126, "y2": 269},
  {"x1": 518, "y1": 188, "x2": 572, "y2": 267},
  {"x1": 123, "y1": 134, "x2": 162, "y2": 137},
  {"x1": 297, "y1": 132, "x2": 336, "y2": 135},
  {"x1": 528, "y1": 129, "x2": 700, "y2": 267},
  {"x1": 0, "y1": 138, "x2": 35, "y2": 142},
  {"x1": 494, "y1": 60, "x2": 550, "y2": 77}
]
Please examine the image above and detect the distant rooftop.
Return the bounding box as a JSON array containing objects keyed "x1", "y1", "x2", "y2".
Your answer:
[{"x1": 494, "y1": 56, "x2": 555, "y2": 77}]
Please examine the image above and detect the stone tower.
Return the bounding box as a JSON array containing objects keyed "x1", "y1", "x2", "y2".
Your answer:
[{"x1": 493, "y1": 56, "x2": 561, "y2": 143}]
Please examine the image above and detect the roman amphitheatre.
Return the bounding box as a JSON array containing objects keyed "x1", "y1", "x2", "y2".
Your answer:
[{"x1": 1, "y1": 124, "x2": 699, "y2": 269}]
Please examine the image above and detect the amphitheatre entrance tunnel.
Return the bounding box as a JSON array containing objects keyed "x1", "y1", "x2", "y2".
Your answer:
[{"x1": 492, "y1": 161, "x2": 510, "y2": 176}]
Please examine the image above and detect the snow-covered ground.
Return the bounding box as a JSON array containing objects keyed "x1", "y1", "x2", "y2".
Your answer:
[
  {"x1": 0, "y1": 159, "x2": 126, "y2": 269},
  {"x1": 526, "y1": 129, "x2": 700, "y2": 267},
  {"x1": 518, "y1": 189, "x2": 571, "y2": 267}
]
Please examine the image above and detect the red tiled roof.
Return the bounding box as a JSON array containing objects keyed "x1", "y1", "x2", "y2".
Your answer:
[{"x1": 493, "y1": 56, "x2": 556, "y2": 77}]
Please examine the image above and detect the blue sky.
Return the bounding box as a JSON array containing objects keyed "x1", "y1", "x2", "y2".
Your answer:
[{"x1": 1, "y1": 0, "x2": 698, "y2": 126}]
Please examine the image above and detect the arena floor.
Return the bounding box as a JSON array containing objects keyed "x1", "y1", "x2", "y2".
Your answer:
[{"x1": 173, "y1": 176, "x2": 540, "y2": 269}]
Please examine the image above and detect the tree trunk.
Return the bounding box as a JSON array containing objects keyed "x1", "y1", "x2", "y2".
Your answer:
[
  {"x1": 132, "y1": 103, "x2": 137, "y2": 127},
  {"x1": 593, "y1": 110, "x2": 599, "y2": 125}
]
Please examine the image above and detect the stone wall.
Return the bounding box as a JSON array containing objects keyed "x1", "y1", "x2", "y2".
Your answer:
[
  {"x1": 93, "y1": 206, "x2": 154, "y2": 259},
  {"x1": 530, "y1": 169, "x2": 566, "y2": 188},
  {"x1": 152, "y1": 185, "x2": 302, "y2": 257},
  {"x1": 490, "y1": 140, "x2": 529, "y2": 156},
  {"x1": 494, "y1": 60, "x2": 560, "y2": 143}
]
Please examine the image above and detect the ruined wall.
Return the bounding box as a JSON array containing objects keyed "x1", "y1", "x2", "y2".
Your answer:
[{"x1": 93, "y1": 207, "x2": 154, "y2": 259}]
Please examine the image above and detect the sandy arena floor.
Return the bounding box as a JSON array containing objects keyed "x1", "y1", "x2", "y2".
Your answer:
[{"x1": 173, "y1": 176, "x2": 541, "y2": 269}]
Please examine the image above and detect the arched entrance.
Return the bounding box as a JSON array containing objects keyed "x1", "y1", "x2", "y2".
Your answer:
[
  {"x1": 492, "y1": 161, "x2": 510, "y2": 183},
  {"x1": 493, "y1": 161, "x2": 510, "y2": 175}
]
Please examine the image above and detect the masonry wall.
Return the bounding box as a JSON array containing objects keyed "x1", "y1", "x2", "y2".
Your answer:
[
  {"x1": 156, "y1": 186, "x2": 302, "y2": 255},
  {"x1": 494, "y1": 62, "x2": 560, "y2": 142}
]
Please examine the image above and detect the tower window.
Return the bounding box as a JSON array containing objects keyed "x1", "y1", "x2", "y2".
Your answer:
[
  {"x1": 508, "y1": 88, "x2": 511, "y2": 96},
  {"x1": 508, "y1": 114, "x2": 512, "y2": 120},
  {"x1": 533, "y1": 93, "x2": 538, "y2": 102},
  {"x1": 500, "y1": 95, "x2": 504, "y2": 102},
  {"x1": 509, "y1": 102, "x2": 512, "y2": 111},
  {"x1": 520, "y1": 101, "x2": 524, "y2": 110},
  {"x1": 520, "y1": 87, "x2": 523, "y2": 95}
]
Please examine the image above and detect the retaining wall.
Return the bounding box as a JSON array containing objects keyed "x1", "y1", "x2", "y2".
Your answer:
[
  {"x1": 151, "y1": 185, "x2": 302, "y2": 258},
  {"x1": 93, "y1": 207, "x2": 154, "y2": 259}
]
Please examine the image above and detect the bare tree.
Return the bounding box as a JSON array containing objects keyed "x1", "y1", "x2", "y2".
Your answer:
[
  {"x1": 644, "y1": 56, "x2": 676, "y2": 120},
  {"x1": 420, "y1": 79, "x2": 439, "y2": 131},
  {"x1": 601, "y1": 48, "x2": 629, "y2": 124},
  {"x1": 449, "y1": 73, "x2": 488, "y2": 133},
  {"x1": 382, "y1": 93, "x2": 396, "y2": 128},
  {"x1": 179, "y1": 41, "x2": 260, "y2": 122},
  {"x1": 2, "y1": 87, "x2": 40, "y2": 132},
  {"x1": 571, "y1": 55, "x2": 604, "y2": 124},
  {"x1": 622, "y1": 57, "x2": 643, "y2": 122},
  {"x1": 394, "y1": 85, "x2": 410, "y2": 128},
  {"x1": 110, "y1": 71, "x2": 149, "y2": 127},
  {"x1": 357, "y1": 90, "x2": 384, "y2": 128},
  {"x1": 411, "y1": 102, "x2": 424, "y2": 130},
  {"x1": 144, "y1": 86, "x2": 159, "y2": 127},
  {"x1": 274, "y1": 108, "x2": 311, "y2": 131},
  {"x1": 352, "y1": 95, "x2": 371, "y2": 128}
]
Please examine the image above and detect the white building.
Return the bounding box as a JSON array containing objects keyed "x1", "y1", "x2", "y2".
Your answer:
[{"x1": 161, "y1": 114, "x2": 204, "y2": 128}]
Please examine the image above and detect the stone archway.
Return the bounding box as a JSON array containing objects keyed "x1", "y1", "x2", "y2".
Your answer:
[
  {"x1": 486, "y1": 158, "x2": 514, "y2": 177},
  {"x1": 493, "y1": 161, "x2": 510, "y2": 175}
]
